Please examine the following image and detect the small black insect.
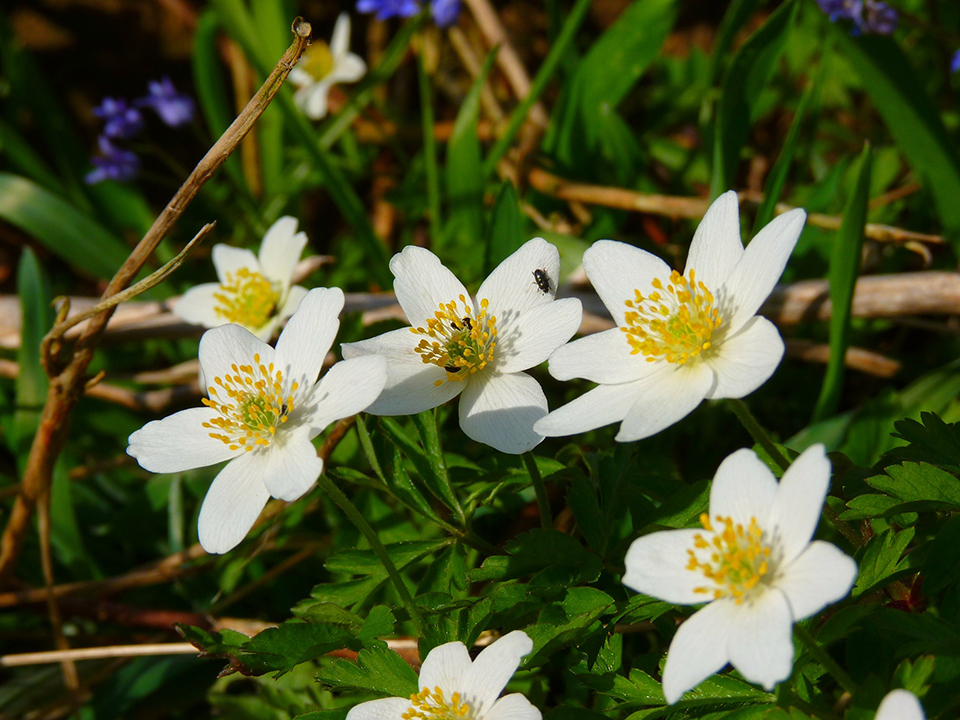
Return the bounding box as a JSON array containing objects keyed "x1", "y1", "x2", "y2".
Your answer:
[
  {"x1": 445, "y1": 365, "x2": 460, "y2": 373},
  {"x1": 533, "y1": 268, "x2": 551, "y2": 294},
  {"x1": 461, "y1": 317, "x2": 473, "y2": 330}
]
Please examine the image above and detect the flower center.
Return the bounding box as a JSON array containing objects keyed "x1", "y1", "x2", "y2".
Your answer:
[
  {"x1": 411, "y1": 295, "x2": 497, "y2": 386},
  {"x1": 686, "y1": 513, "x2": 773, "y2": 604},
  {"x1": 402, "y1": 687, "x2": 472, "y2": 720},
  {"x1": 201, "y1": 353, "x2": 298, "y2": 452},
  {"x1": 621, "y1": 269, "x2": 721, "y2": 364},
  {"x1": 299, "y1": 42, "x2": 335, "y2": 81},
  {"x1": 213, "y1": 267, "x2": 281, "y2": 329}
]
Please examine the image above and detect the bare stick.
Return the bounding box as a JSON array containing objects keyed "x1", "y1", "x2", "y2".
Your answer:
[{"x1": 0, "y1": 19, "x2": 313, "y2": 588}]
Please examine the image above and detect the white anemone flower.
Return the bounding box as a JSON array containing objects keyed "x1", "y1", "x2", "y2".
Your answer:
[
  {"x1": 175, "y1": 216, "x2": 309, "y2": 341},
  {"x1": 876, "y1": 689, "x2": 925, "y2": 720},
  {"x1": 289, "y1": 13, "x2": 367, "y2": 120},
  {"x1": 341, "y1": 239, "x2": 582, "y2": 454},
  {"x1": 534, "y1": 191, "x2": 805, "y2": 442},
  {"x1": 346, "y1": 631, "x2": 540, "y2": 720},
  {"x1": 622, "y1": 444, "x2": 857, "y2": 703},
  {"x1": 128, "y1": 288, "x2": 387, "y2": 554}
]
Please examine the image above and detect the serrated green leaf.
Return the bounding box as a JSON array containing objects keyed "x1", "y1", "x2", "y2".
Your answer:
[
  {"x1": 854, "y1": 527, "x2": 915, "y2": 597},
  {"x1": 812, "y1": 143, "x2": 871, "y2": 422},
  {"x1": 841, "y1": 494, "x2": 902, "y2": 521},
  {"x1": 469, "y1": 529, "x2": 601, "y2": 587},
  {"x1": 711, "y1": 0, "x2": 798, "y2": 196},
  {"x1": 525, "y1": 587, "x2": 614, "y2": 665},
  {"x1": 865, "y1": 462, "x2": 960, "y2": 509},
  {"x1": 318, "y1": 644, "x2": 419, "y2": 698},
  {"x1": 889, "y1": 412, "x2": 960, "y2": 470}
]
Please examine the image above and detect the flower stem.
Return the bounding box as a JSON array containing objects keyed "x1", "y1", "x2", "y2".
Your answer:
[
  {"x1": 522, "y1": 452, "x2": 552, "y2": 530},
  {"x1": 793, "y1": 623, "x2": 858, "y2": 695},
  {"x1": 726, "y1": 398, "x2": 790, "y2": 472},
  {"x1": 315, "y1": 472, "x2": 424, "y2": 632}
]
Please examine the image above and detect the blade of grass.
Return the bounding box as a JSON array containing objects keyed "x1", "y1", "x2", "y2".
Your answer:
[
  {"x1": 483, "y1": 0, "x2": 593, "y2": 176},
  {"x1": 812, "y1": 143, "x2": 873, "y2": 422},
  {"x1": 484, "y1": 181, "x2": 525, "y2": 274},
  {"x1": 417, "y1": 52, "x2": 443, "y2": 246},
  {"x1": 710, "y1": 0, "x2": 798, "y2": 198},
  {"x1": 752, "y1": 77, "x2": 816, "y2": 235}
]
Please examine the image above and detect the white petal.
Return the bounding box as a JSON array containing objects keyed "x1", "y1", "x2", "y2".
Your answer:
[
  {"x1": 308, "y1": 355, "x2": 388, "y2": 430},
  {"x1": 331, "y1": 53, "x2": 367, "y2": 84},
  {"x1": 726, "y1": 589, "x2": 795, "y2": 691},
  {"x1": 174, "y1": 283, "x2": 224, "y2": 328},
  {"x1": 495, "y1": 297, "x2": 582, "y2": 374},
  {"x1": 288, "y1": 66, "x2": 313, "y2": 89},
  {"x1": 251, "y1": 314, "x2": 282, "y2": 342},
  {"x1": 197, "y1": 453, "x2": 270, "y2": 554},
  {"x1": 330, "y1": 13, "x2": 351, "y2": 58},
  {"x1": 623, "y1": 529, "x2": 706, "y2": 605},
  {"x1": 533, "y1": 381, "x2": 642, "y2": 437},
  {"x1": 419, "y1": 641, "x2": 473, "y2": 690},
  {"x1": 615, "y1": 362, "x2": 714, "y2": 442},
  {"x1": 391, "y1": 245, "x2": 471, "y2": 326},
  {"x1": 276, "y1": 284, "x2": 309, "y2": 324},
  {"x1": 258, "y1": 216, "x2": 306, "y2": 289},
  {"x1": 661, "y1": 601, "x2": 735, "y2": 704},
  {"x1": 274, "y1": 287, "x2": 344, "y2": 390},
  {"x1": 477, "y1": 237, "x2": 561, "y2": 320},
  {"x1": 708, "y1": 448, "x2": 778, "y2": 530},
  {"x1": 346, "y1": 698, "x2": 412, "y2": 720},
  {"x1": 484, "y1": 694, "x2": 541, "y2": 720},
  {"x1": 260, "y1": 427, "x2": 324, "y2": 502},
  {"x1": 460, "y1": 631, "x2": 533, "y2": 715},
  {"x1": 875, "y1": 690, "x2": 926, "y2": 720},
  {"x1": 198, "y1": 323, "x2": 273, "y2": 388},
  {"x1": 458, "y1": 371, "x2": 546, "y2": 454},
  {"x1": 684, "y1": 190, "x2": 744, "y2": 290},
  {"x1": 582, "y1": 240, "x2": 672, "y2": 327},
  {"x1": 343, "y1": 328, "x2": 463, "y2": 415},
  {"x1": 212, "y1": 244, "x2": 259, "y2": 283},
  {"x1": 776, "y1": 541, "x2": 857, "y2": 621},
  {"x1": 720, "y1": 209, "x2": 805, "y2": 334},
  {"x1": 704, "y1": 316, "x2": 784, "y2": 400},
  {"x1": 127, "y1": 407, "x2": 240, "y2": 473},
  {"x1": 304, "y1": 83, "x2": 332, "y2": 120},
  {"x1": 769, "y1": 444, "x2": 831, "y2": 565},
  {"x1": 546, "y1": 328, "x2": 658, "y2": 384}
]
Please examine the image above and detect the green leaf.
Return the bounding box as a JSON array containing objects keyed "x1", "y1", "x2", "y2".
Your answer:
[
  {"x1": 13, "y1": 248, "x2": 52, "y2": 459},
  {"x1": 469, "y1": 529, "x2": 602, "y2": 588},
  {"x1": 444, "y1": 49, "x2": 497, "y2": 267},
  {"x1": 192, "y1": 11, "x2": 235, "y2": 140},
  {"x1": 711, "y1": 0, "x2": 798, "y2": 197},
  {"x1": 840, "y1": 493, "x2": 903, "y2": 521},
  {"x1": 864, "y1": 462, "x2": 960, "y2": 509},
  {"x1": 752, "y1": 78, "x2": 815, "y2": 234},
  {"x1": 853, "y1": 527, "x2": 915, "y2": 597},
  {"x1": 318, "y1": 644, "x2": 419, "y2": 698},
  {"x1": 325, "y1": 540, "x2": 447, "y2": 576},
  {"x1": 889, "y1": 413, "x2": 960, "y2": 470},
  {"x1": 566, "y1": 475, "x2": 605, "y2": 553},
  {"x1": 545, "y1": 0, "x2": 678, "y2": 171},
  {"x1": 525, "y1": 587, "x2": 614, "y2": 665},
  {"x1": 830, "y1": 29, "x2": 960, "y2": 238},
  {"x1": 0, "y1": 174, "x2": 130, "y2": 278},
  {"x1": 812, "y1": 143, "x2": 872, "y2": 422},
  {"x1": 484, "y1": 182, "x2": 525, "y2": 275},
  {"x1": 411, "y1": 411, "x2": 465, "y2": 525}
]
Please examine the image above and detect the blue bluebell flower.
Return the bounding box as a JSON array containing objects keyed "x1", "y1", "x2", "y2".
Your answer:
[
  {"x1": 816, "y1": 0, "x2": 897, "y2": 35},
  {"x1": 93, "y1": 97, "x2": 144, "y2": 139},
  {"x1": 85, "y1": 136, "x2": 140, "y2": 184},
  {"x1": 951, "y1": 49, "x2": 960, "y2": 75},
  {"x1": 136, "y1": 77, "x2": 196, "y2": 127},
  {"x1": 356, "y1": 0, "x2": 421, "y2": 22},
  {"x1": 430, "y1": 0, "x2": 461, "y2": 27}
]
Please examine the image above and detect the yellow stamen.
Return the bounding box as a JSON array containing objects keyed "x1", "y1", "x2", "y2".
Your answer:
[
  {"x1": 213, "y1": 267, "x2": 280, "y2": 329},
  {"x1": 402, "y1": 687, "x2": 472, "y2": 720},
  {"x1": 686, "y1": 514, "x2": 773, "y2": 604},
  {"x1": 621, "y1": 268, "x2": 721, "y2": 364},
  {"x1": 201, "y1": 353, "x2": 297, "y2": 451},
  {"x1": 410, "y1": 295, "x2": 498, "y2": 387},
  {"x1": 299, "y1": 42, "x2": 334, "y2": 81}
]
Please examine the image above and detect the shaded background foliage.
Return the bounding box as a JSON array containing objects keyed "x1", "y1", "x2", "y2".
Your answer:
[{"x1": 2, "y1": 0, "x2": 960, "y2": 717}]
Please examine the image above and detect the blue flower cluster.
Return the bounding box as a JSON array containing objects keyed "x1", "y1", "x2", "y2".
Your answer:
[
  {"x1": 86, "y1": 77, "x2": 195, "y2": 185},
  {"x1": 356, "y1": 0, "x2": 461, "y2": 28},
  {"x1": 952, "y1": 49, "x2": 960, "y2": 75},
  {"x1": 816, "y1": 0, "x2": 898, "y2": 35}
]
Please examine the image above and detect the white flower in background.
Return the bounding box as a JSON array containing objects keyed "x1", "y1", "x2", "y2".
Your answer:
[
  {"x1": 175, "y1": 216, "x2": 309, "y2": 341},
  {"x1": 622, "y1": 444, "x2": 857, "y2": 703},
  {"x1": 341, "y1": 239, "x2": 582, "y2": 454},
  {"x1": 129, "y1": 288, "x2": 387, "y2": 554},
  {"x1": 876, "y1": 689, "x2": 925, "y2": 720},
  {"x1": 534, "y1": 191, "x2": 805, "y2": 442},
  {"x1": 346, "y1": 631, "x2": 540, "y2": 720},
  {"x1": 289, "y1": 13, "x2": 367, "y2": 120}
]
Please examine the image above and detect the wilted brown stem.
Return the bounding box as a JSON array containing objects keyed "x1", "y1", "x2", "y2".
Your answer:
[{"x1": 0, "y1": 20, "x2": 313, "y2": 588}]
